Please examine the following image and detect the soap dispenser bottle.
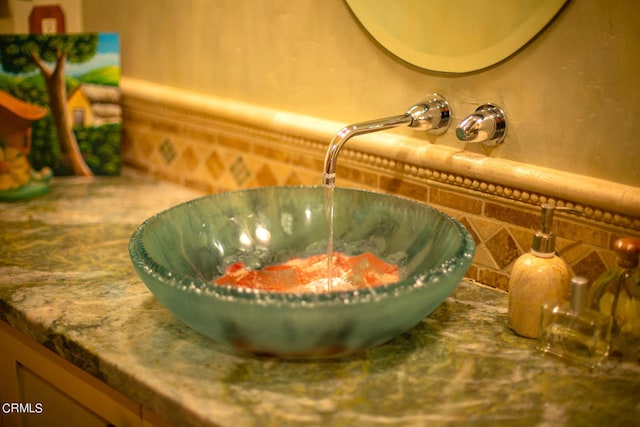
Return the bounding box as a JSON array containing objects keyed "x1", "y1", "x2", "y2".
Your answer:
[
  {"x1": 588, "y1": 237, "x2": 640, "y2": 361},
  {"x1": 508, "y1": 203, "x2": 572, "y2": 338}
]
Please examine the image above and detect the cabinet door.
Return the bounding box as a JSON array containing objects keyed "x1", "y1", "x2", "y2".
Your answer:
[
  {"x1": 16, "y1": 363, "x2": 112, "y2": 427},
  {"x1": 0, "y1": 322, "x2": 141, "y2": 427}
]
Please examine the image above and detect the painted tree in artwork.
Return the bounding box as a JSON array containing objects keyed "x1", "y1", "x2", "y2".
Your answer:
[{"x1": 0, "y1": 34, "x2": 98, "y2": 176}]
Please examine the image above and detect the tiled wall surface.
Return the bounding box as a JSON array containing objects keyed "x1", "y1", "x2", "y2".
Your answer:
[{"x1": 122, "y1": 96, "x2": 640, "y2": 291}]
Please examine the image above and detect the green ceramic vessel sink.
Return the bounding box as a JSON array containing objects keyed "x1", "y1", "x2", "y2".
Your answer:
[{"x1": 129, "y1": 186, "x2": 475, "y2": 358}]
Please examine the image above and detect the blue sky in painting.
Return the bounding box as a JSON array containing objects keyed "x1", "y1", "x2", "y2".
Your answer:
[
  {"x1": 97, "y1": 33, "x2": 119, "y2": 53},
  {"x1": 66, "y1": 33, "x2": 120, "y2": 77}
]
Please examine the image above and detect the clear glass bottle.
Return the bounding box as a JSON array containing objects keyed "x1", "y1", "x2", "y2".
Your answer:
[
  {"x1": 588, "y1": 237, "x2": 640, "y2": 362},
  {"x1": 537, "y1": 276, "x2": 612, "y2": 370}
]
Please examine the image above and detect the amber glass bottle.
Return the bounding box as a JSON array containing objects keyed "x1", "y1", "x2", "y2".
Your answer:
[{"x1": 588, "y1": 237, "x2": 640, "y2": 361}]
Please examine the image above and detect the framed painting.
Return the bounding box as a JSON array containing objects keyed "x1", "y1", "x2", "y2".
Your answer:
[{"x1": 0, "y1": 32, "x2": 120, "y2": 200}]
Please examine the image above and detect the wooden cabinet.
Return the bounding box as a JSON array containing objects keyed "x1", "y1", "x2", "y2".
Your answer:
[{"x1": 0, "y1": 322, "x2": 170, "y2": 427}]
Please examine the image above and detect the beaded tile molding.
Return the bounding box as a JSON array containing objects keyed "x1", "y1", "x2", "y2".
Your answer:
[{"x1": 121, "y1": 78, "x2": 640, "y2": 291}]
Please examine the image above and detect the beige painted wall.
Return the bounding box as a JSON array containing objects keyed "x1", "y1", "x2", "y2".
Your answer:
[{"x1": 82, "y1": 0, "x2": 640, "y2": 187}]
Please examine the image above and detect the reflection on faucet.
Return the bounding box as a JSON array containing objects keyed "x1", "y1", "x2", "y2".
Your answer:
[
  {"x1": 456, "y1": 103, "x2": 507, "y2": 146},
  {"x1": 322, "y1": 94, "x2": 450, "y2": 187}
]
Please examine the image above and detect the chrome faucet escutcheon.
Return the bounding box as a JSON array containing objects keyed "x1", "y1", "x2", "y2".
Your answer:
[{"x1": 456, "y1": 103, "x2": 507, "y2": 146}]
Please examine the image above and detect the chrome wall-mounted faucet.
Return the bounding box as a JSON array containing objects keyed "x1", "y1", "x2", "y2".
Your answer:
[
  {"x1": 456, "y1": 103, "x2": 507, "y2": 146},
  {"x1": 322, "y1": 94, "x2": 450, "y2": 187}
]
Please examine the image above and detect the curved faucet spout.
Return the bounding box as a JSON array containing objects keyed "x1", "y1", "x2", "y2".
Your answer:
[
  {"x1": 322, "y1": 114, "x2": 412, "y2": 187},
  {"x1": 322, "y1": 94, "x2": 451, "y2": 187}
]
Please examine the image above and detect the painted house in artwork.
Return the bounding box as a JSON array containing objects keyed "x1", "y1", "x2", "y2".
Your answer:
[
  {"x1": 67, "y1": 83, "x2": 121, "y2": 127},
  {"x1": 68, "y1": 85, "x2": 94, "y2": 127}
]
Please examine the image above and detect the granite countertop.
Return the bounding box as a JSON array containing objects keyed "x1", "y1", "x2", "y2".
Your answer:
[{"x1": 1, "y1": 171, "x2": 639, "y2": 427}]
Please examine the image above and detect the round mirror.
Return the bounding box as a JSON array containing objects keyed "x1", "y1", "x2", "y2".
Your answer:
[{"x1": 345, "y1": 0, "x2": 569, "y2": 73}]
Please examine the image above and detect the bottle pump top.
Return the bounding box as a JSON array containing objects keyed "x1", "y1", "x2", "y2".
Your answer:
[{"x1": 532, "y1": 203, "x2": 559, "y2": 256}]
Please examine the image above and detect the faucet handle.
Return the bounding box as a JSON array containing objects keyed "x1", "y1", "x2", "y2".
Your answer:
[
  {"x1": 456, "y1": 103, "x2": 507, "y2": 146},
  {"x1": 406, "y1": 93, "x2": 451, "y2": 135}
]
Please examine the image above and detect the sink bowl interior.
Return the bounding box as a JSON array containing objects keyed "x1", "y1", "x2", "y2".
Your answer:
[{"x1": 129, "y1": 186, "x2": 475, "y2": 358}]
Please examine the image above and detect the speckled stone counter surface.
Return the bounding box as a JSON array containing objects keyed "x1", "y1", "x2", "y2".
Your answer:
[{"x1": 1, "y1": 171, "x2": 639, "y2": 427}]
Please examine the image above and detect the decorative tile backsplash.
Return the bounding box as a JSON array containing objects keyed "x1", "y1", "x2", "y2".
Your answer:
[{"x1": 121, "y1": 84, "x2": 640, "y2": 291}]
